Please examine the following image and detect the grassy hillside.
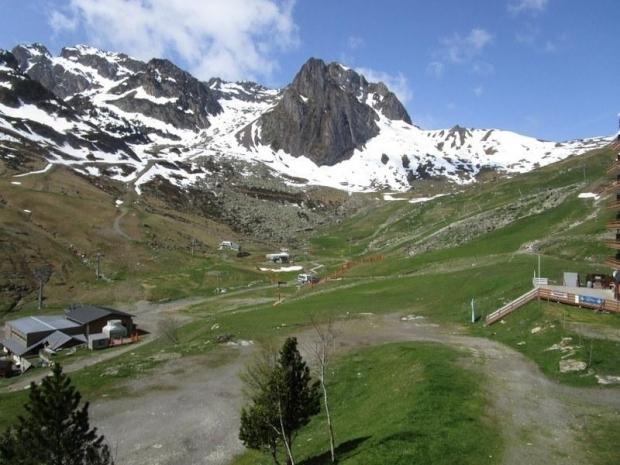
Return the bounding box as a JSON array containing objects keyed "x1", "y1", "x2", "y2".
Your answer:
[
  {"x1": 0, "y1": 159, "x2": 286, "y2": 316},
  {"x1": 1, "y1": 143, "x2": 620, "y2": 464},
  {"x1": 233, "y1": 343, "x2": 502, "y2": 465}
]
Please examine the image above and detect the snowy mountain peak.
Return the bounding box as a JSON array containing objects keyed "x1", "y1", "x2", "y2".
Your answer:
[
  {"x1": 0, "y1": 43, "x2": 613, "y2": 195},
  {"x1": 13, "y1": 43, "x2": 52, "y2": 60}
]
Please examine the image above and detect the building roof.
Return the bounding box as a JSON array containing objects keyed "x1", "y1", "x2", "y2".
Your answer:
[
  {"x1": 8, "y1": 315, "x2": 82, "y2": 335},
  {"x1": 1, "y1": 331, "x2": 87, "y2": 356},
  {"x1": 42, "y1": 331, "x2": 86, "y2": 351},
  {"x1": 65, "y1": 304, "x2": 133, "y2": 325},
  {"x1": 0, "y1": 337, "x2": 37, "y2": 357}
]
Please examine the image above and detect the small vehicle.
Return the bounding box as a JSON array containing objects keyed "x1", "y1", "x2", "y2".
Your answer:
[{"x1": 297, "y1": 273, "x2": 319, "y2": 285}]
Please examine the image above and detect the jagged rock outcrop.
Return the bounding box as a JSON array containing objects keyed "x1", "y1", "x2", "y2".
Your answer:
[
  {"x1": 207, "y1": 77, "x2": 279, "y2": 104},
  {"x1": 0, "y1": 50, "x2": 139, "y2": 163},
  {"x1": 255, "y1": 58, "x2": 389, "y2": 166},
  {"x1": 248, "y1": 58, "x2": 412, "y2": 166},
  {"x1": 12, "y1": 44, "x2": 91, "y2": 98},
  {"x1": 107, "y1": 58, "x2": 222, "y2": 130}
]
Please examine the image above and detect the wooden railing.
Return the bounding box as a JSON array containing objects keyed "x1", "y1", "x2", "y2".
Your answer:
[
  {"x1": 605, "y1": 257, "x2": 620, "y2": 268},
  {"x1": 603, "y1": 180, "x2": 620, "y2": 193},
  {"x1": 607, "y1": 160, "x2": 620, "y2": 174},
  {"x1": 606, "y1": 221, "x2": 620, "y2": 230},
  {"x1": 485, "y1": 287, "x2": 620, "y2": 325},
  {"x1": 484, "y1": 288, "x2": 539, "y2": 326},
  {"x1": 605, "y1": 240, "x2": 620, "y2": 250},
  {"x1": 325, "y1": 255, "x2": 384, "y2": 280}
]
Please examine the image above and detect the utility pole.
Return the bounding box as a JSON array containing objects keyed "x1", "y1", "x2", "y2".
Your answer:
[
  {"x1": 95, "y1": 252, "x2": 104, "y2": 280},
  {"x1": 37, "y1": 279, "x2": 43, "y2": 310},
  {"x1": 32, "y1": 264, "x2": 52, "y2": 310},
  {"x1": 470, "y1": 298, "x2": 475, "y2": 323},
  {"x1": 190, "y1": 238, "x2": 197, "y2": 256}
]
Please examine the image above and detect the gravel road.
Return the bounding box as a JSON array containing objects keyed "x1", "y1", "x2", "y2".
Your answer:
[{"x1": 89, "y1": 313, "x2": 620, "y2": 465}]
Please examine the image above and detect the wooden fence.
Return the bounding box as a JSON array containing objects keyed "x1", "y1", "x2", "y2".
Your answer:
[
  {"x1": 484, "y1": 288, "x2": 539, "y2": 325},
  {"x1": 325, "y1": 255, "x2": 385, "y2": 280},
  {"x1": 485, "y1": 287, "x2": 620, "y2": 326}
]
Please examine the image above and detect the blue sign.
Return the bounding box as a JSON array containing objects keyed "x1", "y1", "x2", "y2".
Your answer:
[{"x1": 578, "y1": 295, "x2": 604, "y2": 306}]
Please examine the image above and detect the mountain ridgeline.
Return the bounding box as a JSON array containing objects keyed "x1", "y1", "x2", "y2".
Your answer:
[{"x1": 0, "y1": 42, "x2": 610, "y2": 194}]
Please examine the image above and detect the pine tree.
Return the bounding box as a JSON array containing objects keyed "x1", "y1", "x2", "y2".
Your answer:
[
  {"x1": 276, "y1": 337, "x2": 321, "y2": 463},
  {"x1": 239, "y1": 337, "x2": 321, "y2": 465},
  {"x1": 0, "y1": 364, "x2": 112, "y2": 465}
]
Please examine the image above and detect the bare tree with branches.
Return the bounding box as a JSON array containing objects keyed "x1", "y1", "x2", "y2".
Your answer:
[
  {"x1": 158, "y1": 316, "x2": 181, "y2": 344},
  {"x1": 310, "y1": 314, "x2": 337, "y2": 463}
]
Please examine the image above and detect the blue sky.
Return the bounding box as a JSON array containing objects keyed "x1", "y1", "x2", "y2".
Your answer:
[{"x1": 0, "y1": 0, "x2": 618, "y2": 141}]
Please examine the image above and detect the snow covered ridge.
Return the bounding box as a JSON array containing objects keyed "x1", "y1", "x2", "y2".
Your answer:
[{"x1": 0, "y1": 43, "x2": 613, "y2": 193}]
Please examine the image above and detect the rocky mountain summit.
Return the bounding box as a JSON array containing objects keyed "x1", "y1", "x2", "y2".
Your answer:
[
  {"x1": 253, "y1": 58, "x2": 410, "y2": 166},
  {"x1": 0, "y1": 42, "x2": 611, "y2": 195}
]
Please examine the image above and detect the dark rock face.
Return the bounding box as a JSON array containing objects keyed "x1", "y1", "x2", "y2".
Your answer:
[
  {"x1": 252, "y1": 58, "x2": 411, "y2": 166},
  {"x1": 11, "y1": 44, "x2": 148, "y2": 99},
  {"x1": 107, "y1": 58, "x2": 222, "y2": 130},
  {"x1": 12, "y1": 44, "x2": 93, "y2": 98},
  {"x1": 0, "y1": 50, "x2": 139, "y2": 162},
  {"x1": 446, "y1": 125, "x2": 473, "y2": 148},
  {"x1": 0, "y1": 50, "x2": 68, "y2": 111},
  {"x1": 60, "y1": 45, "x2": 145, "y2": 79},
  {"x1": 207, "y1": 77, "x2": 278, "y2": 104},
  {"x1": 366, "y1": 81, "x2": 411, "y2": 123},
  {"x1": 0, "y1": 50, "x2": 19, "y2": 70}
]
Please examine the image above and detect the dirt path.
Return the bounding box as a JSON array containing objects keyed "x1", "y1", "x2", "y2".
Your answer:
[
  {"x1": 294, "y1": 315, "x2": 620, "y2": 465},
  {"x1": 88, "y1": 313, "x2": 620, "y2": 465},
  {"x1": 92, "y1": 346, "x2": 254, "y2": 465},
  {"x1": 112, "y1": 159, "x2": 161, "y2": 241},
  {"x1": 112, "y1": 207, "x2": 132, "y2": 240}
]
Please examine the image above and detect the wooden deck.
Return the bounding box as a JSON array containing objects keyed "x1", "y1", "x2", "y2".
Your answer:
[{"x1": 485, "y1": 285, "x2": 620, "y2": 326}]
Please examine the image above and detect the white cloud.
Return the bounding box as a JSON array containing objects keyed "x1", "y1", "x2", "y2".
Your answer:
[
  {"x1": 49, "y1": 10, "x2": 78, "y2": 32},
  {"x1": 515, "y1": 24, "x2": 539, "y2": 45},
  {"x1": 473, "y1": 85, "x2": 484, "y2": 97},
  {"x1": 347, "y1": 36, "x2": 364, "y2": 50},
  {"x1": 49, "y1": 0, "x2": 299, "y2": 82},
  {"x1": 440, "y1": 28, "x2": 493, "y2": 64},
  {"x1": 427, "y1": 28, "x2": 493, "y2": 78},
  {"x1": 543, "y1": 40, "x2": 557, "y2": 53},
  {"x1": 472, "y1": 61, "x2": 495, "y2": 75},
  {"x1": 509, "y1": 0, "x2": 549, "y2": 14},
  {"x1": 426, "y1": 61, "x2": 444, "y2": 77},
  {"x1": 355, "y1": 67, "x2": 413, "y2": 103}
]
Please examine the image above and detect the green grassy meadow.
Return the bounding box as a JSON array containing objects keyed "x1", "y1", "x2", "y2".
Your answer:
[
  {"x1": 231, "y1": 343, "x2": 501, "y2": 465},
  {"x1": 1, "y1": 144, "x2": 620, "y2": 463}
]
